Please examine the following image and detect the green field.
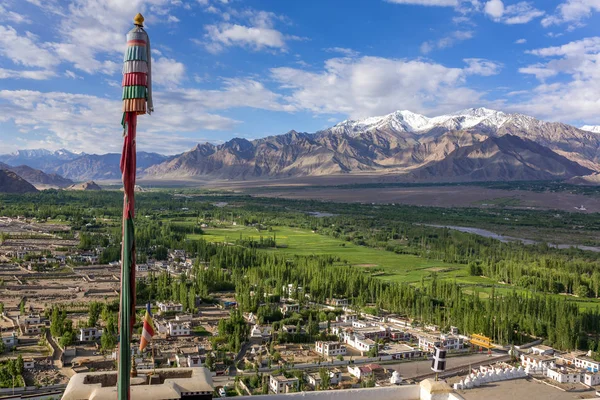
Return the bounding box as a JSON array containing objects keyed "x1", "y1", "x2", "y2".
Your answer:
[{"x1": 192, "y1": 225, "x2": 496, "y2": 286}]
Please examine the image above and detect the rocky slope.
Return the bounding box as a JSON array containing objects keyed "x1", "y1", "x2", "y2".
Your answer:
[
  {"x1": 7, "y1": 165, "x2": 73, "y2": 188},
  {"x1": 67, "y1": 181, "x2": 102, "y2": 191},
  {"x1": 0, "y1": 168, "x2": 39, "y2": 193},
  {"x1": 412, "y1": 135, "x2": 593, "y2": 181}
]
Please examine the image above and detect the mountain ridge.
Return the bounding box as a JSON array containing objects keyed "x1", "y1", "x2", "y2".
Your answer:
[{"x1": 5, "y1": 108, "x2": 600, "y2": 183}]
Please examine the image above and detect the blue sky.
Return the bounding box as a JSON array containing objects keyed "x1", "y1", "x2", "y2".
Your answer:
[{"x1": 1, "y1": 0, "x2": 600, "y2": 154}]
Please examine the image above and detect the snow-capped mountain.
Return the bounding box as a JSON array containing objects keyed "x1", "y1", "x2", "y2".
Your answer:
[
  {"x1": 145, "y1": 107, "x2": 600, "y2": 182},
  {"x1": 581, "y1": 125, "x2": 600, "y2": 134},
  {"x1": 331, "y1": 108, "x2": 513, "y2": 136},
  {"x1": 0, "y1": 149, "x2": 82, "y2": 170},
  {"x1": 8, "y1": 108, "x2": 600, "y2": 183}
]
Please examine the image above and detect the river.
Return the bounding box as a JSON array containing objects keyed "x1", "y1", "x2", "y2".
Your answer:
[{"x1": 425, "y1": 224, "x2": 600, "y2": 253}]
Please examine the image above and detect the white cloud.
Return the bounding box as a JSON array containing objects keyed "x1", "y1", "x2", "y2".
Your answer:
[
  {"x1": 270, "y1": 56, "x2": 488, "y2": 118},
  {"x1": 324, "y1": 47, "x2": 360, "y2": 57},
  {"x1": 484, "y1": 0, "x2": 504, "y2": 18},
  {"x1": 542, "y1": 0, "x2": 600, "y2": 27},
  {"x1": 201, "y1": 8, "x2": 297, "y2": 53},
  {"x1": 64, "y1": 70, "x2": 82, "y2": 79},
  {"x1": 0, "y1": 68, "x2": 56, "y2": 80},
  {"x1": 502, "y1": 2, "x2": 545, "y2": 24},
  {"x1": 0, "y1": 25, "x2": 58, "y2": 69},
  {"x1": 385, "y1": 0, "x2": 458, "y2": 5},
  {"x1": 518, "y1": 64, "x2": 558, "y2": 80},
  {"x1": 420, "y1": 30, "x2": 473, "y2": 53},
  {"x1": 0, "y1": 5, "x2": 29, "y2": 24},
  {"x1": 510, "y1": 36, "x2": 600, "y2": 123},
  {"x1": 0, "y1": 77, "x2": 294, "y2": 153},
  {"x1": 515, "y1": 38, "x2": 527, "y2": 44},
  {"x1": 152, "y1": 57, "x2": 186, "y2": 87},
  {"x1": 203, "y1": 24, "x2": 287, "y2": 53},
  {"x1": 464, "y1": 58, "x2": 503, "y2": 76},
  {"x1": 167, "y1": 15, "x2": 180, "y2": 23},
  {"x1": 484, "y1": 1, "x2": 544, "y2": 24}
]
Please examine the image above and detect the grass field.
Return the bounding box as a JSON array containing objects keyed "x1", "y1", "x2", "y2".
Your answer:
[
  {"x1": 187, "y1": 224, "x2": 600, "y2": 310},
  {"x1": 192, "y1": 225, "x2": 497, "y2": 286}
]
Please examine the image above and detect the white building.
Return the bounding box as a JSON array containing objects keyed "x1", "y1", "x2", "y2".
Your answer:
[
  {"x1": 168, "y1": 321, "x2": 191, "y2": 337},
  {"x1": 250, "y1": 325, "x2": 272, "y2": 341},
  {"x1": 340, "y1": 314, "x2": 358, "y2": 323},
  {"x1": 531, "y1": 345, "x2": 555, "y2": 356},
  {"x1": 328, "y1": 298, "x2": 349, "y2": 307},
  {"x1": 23, "y1": 359, "x2": 35, "y2": 369},
  {"x1": 575, "y1": 355, "x2": 600, "y2": 373},
  {"x1": 158, "y1": 302, "x2": 184, "y2": 313},
  {"x1": 546, "y1": 366, "x2": 582, "y2": 383},
  {"x1": 348, "y1": 364, "x2": 382, "y2": 380},
  {"x1": 79, "y1": 327, "x2": 102, "y2": 341},
  {"x1": 280, "y1": 303, "x2": 300, "y2": 315},
  {"x1": 340, "y1": 331, "x2": 377, "y2": 355},
  {"x1": 306, "y1": 369, "x2": 342, "y2": 388},
  {"x1": 269, "y1": 375, "x2": 299, "y2": 394},
  {"x1": 418, "y1": 334, "x2": 463, "y2": 353},
  {"x1": 583, "y1": 372, "x2": 600, "y2": 386},
  {"x1": 21, "y1": 314, "x2": 42, "y2": 325},
  {"x1": 520, "y1": 353, "x2": 556, "y2": 369},
  {"x1": 136, "y1": 264, "x2": 148, "y2": 272},
  {"x1": 315, "y1": 341, "x2": 347, "y2": 357},
  {"x1": 1, "y1": 332, "x2": 17, "y2": 349}
]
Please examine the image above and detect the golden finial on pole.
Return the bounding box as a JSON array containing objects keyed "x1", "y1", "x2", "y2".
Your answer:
[{"x1": 133, "y1": 13, "x2": 144, "y2": 26}]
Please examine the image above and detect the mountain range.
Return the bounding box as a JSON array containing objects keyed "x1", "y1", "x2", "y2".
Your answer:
[{"x1": 2, "y1": 108, "x2": 600, "y2": 185}]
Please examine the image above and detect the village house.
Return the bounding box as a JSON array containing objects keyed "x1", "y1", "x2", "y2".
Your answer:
[
  {"x1": 280, "y1": 303, "x2": 300, "y2": 315},
  {"x1": 339, "y1": 314, "x2": 358, "y2": 323},
  {"x1": 158, "y1": 302, "x2": 184, "y2": 313},
  {"x1": 584, "y1": 371, "x2": 600, "y2": 386},
  {"x1": 250, "y1": 325, "x2": 272, "y2": 342},
  {"x1": 1, "y1": 332, "x2": 17, "y2": 349},
  {"x1": 574, "y1": 355, "x2": 600, "y2": 372},
  {"x1": 282, "y1": 325, "x2": 299, "y2": 334},
  {"x1": 531, "y1": 345, "x2": 555, "y2": 356},
  {"x1": 305, "y1": 369, "x2": 342, "y2": 388},
  {"x1": 25, "y1": 324, "x2": 45, "y2": 335},
  {"x1": 418, "y1": 333, "x2": 463, "y2": 353},
  {"x1": 546, "y1": 366, "x2": 583, "y2": 383},
  {"x1": 169, "y1": 249, "x2": 186, "y2": 260},
  {"x1": 520, "y1": 353, "x2": 556, "y2": 369},
  {"x1": 315, "y1": 341, "x2": 347, "y2": 357},
  {"x1": 79, "y1": 327, "x2": 102, "y2": 342},
  {"x1": 347, "y1": 364, "x2": 383, "y2": 380},
  {"x1": 136, "y1": 264, "x2": 148, "y2": 272},
  {"x1": 340, "y1": 331, "x2": 377, "y2": 355},
  {"x1": 269, "y1": 374, "x2": 299, "y2": 394},
  {"x1": 327, "y1": 298, "x2": 349, "y2": 307},
  {"x1": 381, "y1": 343, "x2": 422, "y2": 360},
  {"x1": 23, "y1": 359, "x2": 35, "y2": 370},
  {"x1": 168, "y1": 321, "x2": 191, "y2": 337},
  {"x1": 175, "y1": 314, "x2": 193, "y2": 322}
]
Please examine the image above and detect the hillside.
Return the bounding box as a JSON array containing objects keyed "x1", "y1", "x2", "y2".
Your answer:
[
  {"x1": 0, "y1": 169, "x2": 39, "y2": 193},
  {"x1": 67, "y1": 181, "x2": 102, "y2": 191},
  {"x1": 412, "y1": 135, "x2": 593, "y2": 182},
  {"x1": 8, "y1": 165, "x2": 73, "y2": 188}
]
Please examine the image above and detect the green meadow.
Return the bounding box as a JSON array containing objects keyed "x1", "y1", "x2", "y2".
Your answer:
[{"x1": 191, "y1": 225, "x2": 495, "y2": 286}]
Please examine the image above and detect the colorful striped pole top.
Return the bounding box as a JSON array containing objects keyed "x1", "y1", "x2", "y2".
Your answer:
[{"x1": 122, "y1": 14, "x2": 153, "y2": 117}]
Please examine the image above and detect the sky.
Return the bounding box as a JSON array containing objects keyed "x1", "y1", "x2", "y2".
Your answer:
[{"x1": 1, "y1": 0, "x2": 600, "y2": 155}]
